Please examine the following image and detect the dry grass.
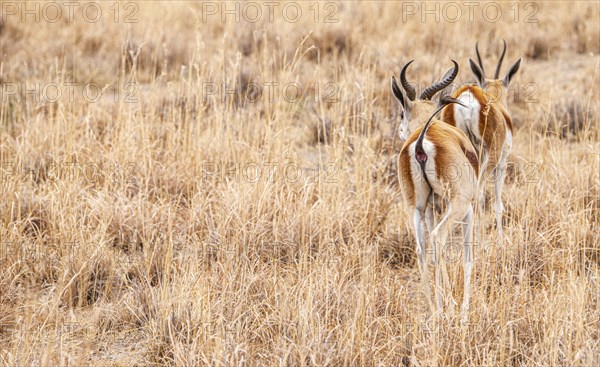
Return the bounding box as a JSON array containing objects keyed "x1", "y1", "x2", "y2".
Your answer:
[{"x1": 0, "y1": 1, "x2": 598, "y2": 366}]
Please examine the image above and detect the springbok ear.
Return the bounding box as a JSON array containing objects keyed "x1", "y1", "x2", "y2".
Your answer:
[
  {"x1": 469, "y1": 58, "x2": 485, "y2": 86},
  {"x1": 391, "y1": 76, "x2": 406, "y2": 108},
  {"x1": 503, "y1": 58, "x2": 521, "y2": 87}
]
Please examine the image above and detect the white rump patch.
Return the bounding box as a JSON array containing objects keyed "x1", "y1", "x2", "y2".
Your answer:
[
  {"x1": 408, "y1": 138, "x2": 438, "y2": 203},
  {"x1": 454, "y1": 91, "x2": 482, "y2": 144}
]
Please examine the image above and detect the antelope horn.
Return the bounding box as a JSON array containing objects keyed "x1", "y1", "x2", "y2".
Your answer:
[
  {"x1": 494, "y1": 39, "x2": 507, "y2": 79},
  {"x1": 475, "y1": 41, "x2": 485, "y2": 76},
  {"x1": 400, "y1": 60, "x2": 416, "y2": 101},
  {"x1": 419, "y1": 60, "x2": 459, "y2": 100}
]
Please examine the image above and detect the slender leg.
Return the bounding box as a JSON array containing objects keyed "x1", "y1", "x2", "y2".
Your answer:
[
  {"x1": 494, "y1": 147, "x2": 509, "y2": 241},
  {"x1": 430, "y1": 198, "x2": 472, "y2": 315},
  {"x1": 414, "y1": 208, "x2": 433, "y2": 310},
  {"x1": 414, "y1": 208, "x2": 427, "y2": 268},
  {"x1": 438, "y1": 249, "x2": 456, "y2": 316},
  {"x1": 441, "y1": 249, "x2": 456, "y2": 305},
  {"x1": 429, "y1": 203, "x2": 454, "y2": 313},
  {"x1": 425, "y1": 206, "x2": 435, "y2": 234},
  {"x1": 479, "y1": 191, "x2": 486, "y2": 213},
  {"x1": 461, "y1": 204, "x2": 474, "y2": 322},
  {"x1": 434, "y1": 201, "x2": 454, "y2": 310},
  {"x1": 426, "y1": 206, "x2": 450, "y2": 311},
  {"x1": 477, "y1": 153, "x2": 489, "y2": 211}
]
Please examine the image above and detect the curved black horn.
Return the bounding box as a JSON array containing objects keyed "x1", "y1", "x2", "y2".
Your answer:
[
  {"x1": 475, "y1": 41, "x2": 485, "y2": 76},
  {"x1": 494, "y1": 39, "x2": 507, "y2": 79},
  {"x1": 400, "y1": 60, "x2": 416, "y2": 101},
  {"x1": 419, "y1": 60, "x2": 459, "y2": 100}
]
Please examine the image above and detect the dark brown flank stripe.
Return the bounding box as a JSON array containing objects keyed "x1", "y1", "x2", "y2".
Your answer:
[{"x1": 462, "y1": 143, "x2": 480, "y2": 177}]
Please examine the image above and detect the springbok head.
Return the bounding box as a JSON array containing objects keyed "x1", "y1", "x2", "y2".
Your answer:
[
  {"x1": 469, "y1": 40, "x2": 521, "y2": 106},
  {"x1": 390, "y1": 60, "x2": 459, "y2": 140}
]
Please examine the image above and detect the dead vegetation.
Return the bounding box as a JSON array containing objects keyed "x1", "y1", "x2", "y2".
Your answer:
[{"x1": 0, "y1": 1, "x2": 598, "y2": 366}]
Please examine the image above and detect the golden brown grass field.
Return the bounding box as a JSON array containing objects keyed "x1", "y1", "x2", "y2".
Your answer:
[{"x1": 0, "y1": 1, "x2": 598, "y2": 366}]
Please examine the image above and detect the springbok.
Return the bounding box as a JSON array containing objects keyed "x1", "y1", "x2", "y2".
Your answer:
[
  {"x1": 442, "y1": 41, "x2": 521, "y2": 239},
  {"x1": 391, "y1": 60, "x2": 479, "y2": 317}
]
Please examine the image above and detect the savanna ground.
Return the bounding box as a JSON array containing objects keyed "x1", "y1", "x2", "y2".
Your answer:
[{"x1": 0, "y1": 1, "x2": 598, "y2": 366}]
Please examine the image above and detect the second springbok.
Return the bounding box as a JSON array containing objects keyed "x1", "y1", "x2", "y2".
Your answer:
[
  {"x1": 442, "y1": 40, "x2": 522, "y2": 239},
  {"x1": 391, "y1": 60, "x2": 479, "y2": 318}
]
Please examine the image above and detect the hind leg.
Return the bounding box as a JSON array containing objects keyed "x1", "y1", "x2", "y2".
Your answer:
[
  {"x1": 425, "y1": 206, "x2": 436, "y2": 234},
  {"x1": 429, "y1": 197, "x2": 471, "y2": 314},
  {"x1": 414, "y1": 208, "x2": 434, "y2": 311},
  {"x1": 493, "y1": 144, "x2": 510, "y2": 241},
  {"x1": 460, "y1": 204, "x2": 474, "y2": 322},
  {"x1": 426, "y1": 205, "x2": 453, "y2": 310},
  {"x1": 477, "y1": 153, "x2": 489, "y2": 211},
  {"x1": 429, "y1": 205, "x2": 454, "y2": 305}
]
